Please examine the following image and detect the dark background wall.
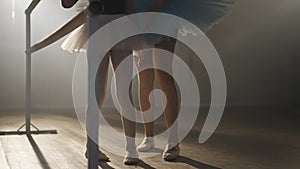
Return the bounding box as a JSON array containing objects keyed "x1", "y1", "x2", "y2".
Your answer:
[
  {"x1": 205, "y1": 0, "x2": 300, "y2": 107},
  {"x1": 0, "y1": 0, "x2": 299, "y2": 111}
]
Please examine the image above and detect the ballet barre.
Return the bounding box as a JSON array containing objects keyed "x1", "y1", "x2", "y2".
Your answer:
[
  {"x1": 0, "y1": 0, "x2": 58, "y2": 135},
  {"x1": 25, "y1": 0, "x2": 105, "y2": 54},
  {"x1": 26, "y1": 10, "x2": 87, "y2": 54},
  {"x1": 0, "y1": 0, "x2": 102, "y2": 168},
  {"x1": 25, "y1": 0, "x2": 40, "y2": 15}
]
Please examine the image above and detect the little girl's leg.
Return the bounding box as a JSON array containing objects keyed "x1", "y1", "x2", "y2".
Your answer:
[
  {"x1": 134, "y1": 49, "x2": 156, "y2": 152},
  {"x1": 110, "y1": 47, "x2": 139, "y2": 165},
  {"x1": 154, "y1": 38, "x2": 180, "y2": 161},
  {"x1": 86, "y1": 54, "x2": 110, "y2": 162}
]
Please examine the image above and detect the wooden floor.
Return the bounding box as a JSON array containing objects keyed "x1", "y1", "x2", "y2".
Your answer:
[{"x1": 0, "y1": 107, "x2": 299, "y2": 169}]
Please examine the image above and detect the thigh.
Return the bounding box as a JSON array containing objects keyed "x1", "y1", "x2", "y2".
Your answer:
[
  {"x1": 133, "y1": 48, "x2": 154, "y2": 73},
  {"x1": 109, "y1": 46, "x2": 134, "y2": 106},
  {"x1": 110, "y1": 36, "x2": 141, "y2": 69},
  {"x1": 110, "y1": 42, "x2": 133, "y2": 84},
  {"x1": 96, "y1": 53, "x2": 110, "y2": 81},
  {"x1": 110, "y1": 49, "x2": 132, "y2": 70},
  {"x1": 95, "y1": 53, "x2": 110, "y2": 101},
  {"x1": 153, "y1": 38, "x2": 177, "y2": 73}
]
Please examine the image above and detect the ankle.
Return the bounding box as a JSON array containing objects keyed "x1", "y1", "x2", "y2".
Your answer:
[
  {"x1": 166, "y1": 142, "x2": 179, "y2": 148},
  {"x1": 125, "y1": 150, "x2": 138, "y2": 158},
  {"x1": 144, "y1": 137, "x2": 154, "y2": 141}
]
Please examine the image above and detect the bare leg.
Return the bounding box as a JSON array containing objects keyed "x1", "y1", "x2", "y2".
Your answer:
[
  {"x1": 95, "y1": 54, "x2": 110, "y2": 108},
  {"x1": 154, "y1": 39, "x2": 180, "y2": 160},
  {"x1": 86, "y1": 54, "x2": 110, "y2": 162},
  {"x1": 136, "y1": 39, "x2": 179, "y2": 144},
  {"x1": 154, "y1": 39, "x2": 179, "y2": 142},
  {"x1": 110, "y1": 48, "x2": 139, "y2": 165},
  {"x1": 134, "y1": 49, "x2": 155, "y2": 138},
  {"x1": 110, "y1": 49, "x2": 135, "y2": 139},
  {"x1": 138, "y1": 69, "x2": 155, "y2": 138},
  {"x1": 134, "y1": 49, "x2": 156, "y2": 152}
]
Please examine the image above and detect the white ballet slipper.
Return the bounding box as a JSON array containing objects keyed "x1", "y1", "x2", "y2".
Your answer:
[
  {"x1": 137, "y1": 137, "x2": 155, "y2": 152},
  {"x1": 123, "y1": 150, "x2": 139, "y2": 165},
  {"x1": 162, "y1": 143, "x2": 180, "y2": 161}
]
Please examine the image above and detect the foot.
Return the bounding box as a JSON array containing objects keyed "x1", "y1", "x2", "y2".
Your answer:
[
  {"x1": 85, "y1": 149, "x2": 110, "y2": 162},
  {"x1": 123, "y1": 150, "x2": 139, "y2": 165},
  {"x1": 162, "y1": 144, "x2": 180, "y2": 161},
  {"x1": 123, "y1": 157, "x2": 139, "y2": 165},
  {"x1": 137, "y1": 137, "x2": 155, "y2": 152}
]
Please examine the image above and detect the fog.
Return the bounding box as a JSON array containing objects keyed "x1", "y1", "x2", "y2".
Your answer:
[{"x1": 0, "y1": 0, "x2": 299, "y2": 112}]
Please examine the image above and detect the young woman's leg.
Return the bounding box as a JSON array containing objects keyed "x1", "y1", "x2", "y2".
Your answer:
[
  {"x1": 134, "y1": 38, "x2": 180, "y2": 159},
  {"x1": 134, "y1": 49, "x2": 156, "y2": 152},
  {"x1": 154, "y1": 38, "x2": 180, "y2": 161},
  {"x1": 138, "y1": 68, "x2": 155, "y2": 138},
  {"x1": 86, "y1": 53, "x2": 110, "y2": 162},
  {"x1": 110, "y1": 47, "x2": 139, "y2": 165}
]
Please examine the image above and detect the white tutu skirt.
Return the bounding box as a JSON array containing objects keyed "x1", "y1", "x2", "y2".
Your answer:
[{"x1": 61, "y1": 14, "x2": 125, "y2": 53}]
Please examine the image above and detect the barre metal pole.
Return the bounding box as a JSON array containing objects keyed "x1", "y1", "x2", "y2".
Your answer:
[
  {"x1": 18, "y1": 0, "x2": 56, "y2": 136},
  {"x1": 1, "y1": 0, "x2": 57, "y2": 136},
  {"x1": 25, "y1": 12, "x2": 31, "y2": 135},
  {"x1": 25, "y1": 0, "x2": 41, "y2": 15},
  {"x1": 87, "y1": 1, "x2": 101, "y2": 168}
]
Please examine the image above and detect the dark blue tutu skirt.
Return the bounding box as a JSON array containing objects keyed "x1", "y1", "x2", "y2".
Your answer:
[{"x1": 134, "y1": 0, "x2": 234, "y2": 44}]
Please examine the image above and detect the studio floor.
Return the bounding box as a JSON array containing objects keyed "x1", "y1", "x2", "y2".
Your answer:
[{"x1": 0, "y1": 107, "x2": 299, "y2": 169}]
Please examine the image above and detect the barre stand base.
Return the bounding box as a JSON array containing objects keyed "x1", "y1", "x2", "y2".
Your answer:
[{"x1": 0, "y1": 123, "x2": 57, "y2": 136}]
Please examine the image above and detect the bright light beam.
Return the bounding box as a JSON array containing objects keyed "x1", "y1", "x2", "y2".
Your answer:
[{"x1": 11, "y1": 0, "x2": 15, "y2": 20}]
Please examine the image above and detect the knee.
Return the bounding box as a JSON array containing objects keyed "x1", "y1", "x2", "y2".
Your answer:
[
  {"x1": 155, "y1": 69, "x2": 173, "y2": 81},
  {"x1": 139, "y1": 69, "x2": 155, "y2": 82},
  {"x1": 95, "y1": 86, "x2": 107, "y2": 104}
]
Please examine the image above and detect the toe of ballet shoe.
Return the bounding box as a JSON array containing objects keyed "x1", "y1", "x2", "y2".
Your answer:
[
  {"x1": 85, "y1": 150, "x2": 110, "y2": 162},
  {"x1": 162, "y1": 144, "x2": 180, "y2": 161},
  {"x1": 123, "y1": 157, "x2": 139, "y2": 165},
  {"x1": 137, "y1": 138, "x2": 155, "y2": 152},
  {"x1": 137, "y1": 143, "x2": 154, "y2": 152}
]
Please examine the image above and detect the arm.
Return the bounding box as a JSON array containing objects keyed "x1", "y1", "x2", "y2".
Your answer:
[{"x1": 61, "y1": 0, "x2": 78, "y2": 8}]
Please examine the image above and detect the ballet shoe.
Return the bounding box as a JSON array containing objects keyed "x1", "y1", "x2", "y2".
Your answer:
[
  {"x1": 162, "y1": 144, "x2": 180, "y2": 161},
  {"x1": 123, "y1": 157, "x2": 139, "y2": 165},
  {"x1": 137, "y1": 137, "x2": 155, "y2": 152},
  {"x1": 123, "y1": 150, "x2": 139, "y2": 165},
  {"x1": 85, "y1": 149, "x2": 110, "y2": 162}
]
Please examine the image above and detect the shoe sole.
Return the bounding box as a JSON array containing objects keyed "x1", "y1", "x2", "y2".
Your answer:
[{"x1": 123, "y1": 158, "x2": 139, "y2": 165}]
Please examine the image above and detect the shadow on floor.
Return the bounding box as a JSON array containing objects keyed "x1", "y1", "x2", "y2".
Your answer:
[
  {"x1": 136, "y1": 159, "x2": 156, "y2": 169},
  {"x1": 172, "y1": 156, "x2": 221, "y2": 169},
  {"x1": 26, "y1": 134, "x2": 51, "y2": 169},
  {"x1": 144, "y1": 147, "x2": 164, "y2": 154},
  {"x1": 98, "y1": 161, "x2": 115, "y2": 169}
]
